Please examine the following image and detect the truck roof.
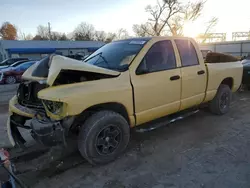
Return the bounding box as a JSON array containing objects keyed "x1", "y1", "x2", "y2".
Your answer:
[{"x1": 115, "y1": 36, "x2": 193, "y2": 42}]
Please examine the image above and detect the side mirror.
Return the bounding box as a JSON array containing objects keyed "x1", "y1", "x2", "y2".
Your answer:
[
  {"x1": 136, "y1": 65, "x2": 149, "y2": 75},
  {"x1": 136, "y1": 58, "x2": 149, "y2": 75}
]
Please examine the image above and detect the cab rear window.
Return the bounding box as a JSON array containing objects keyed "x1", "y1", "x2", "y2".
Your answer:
[{"x1": 175, "y1": 40, "x2": 199, "y2": 67}]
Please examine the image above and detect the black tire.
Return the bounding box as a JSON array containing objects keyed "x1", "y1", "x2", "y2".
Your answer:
[
  {"x1": 209, "y1": 84, "x2": 232, "y2": 115},
  {"x1": 5, "y1": 76, "x2": 17, "y2": 84},
  {"x1": 78, "y1": 110, "x2": 130, "y2": 165}
]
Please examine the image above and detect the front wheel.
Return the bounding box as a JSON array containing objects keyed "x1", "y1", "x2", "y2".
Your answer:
[
  {"x1": 209, "y1": 84, "x2": 232, "y2": 115},
  {"x1": 78, "y1": 111, "x2": 130, "y2": 165},
  {"x1": 5, "y1": 76, "x2": 17, "y2": 84}
]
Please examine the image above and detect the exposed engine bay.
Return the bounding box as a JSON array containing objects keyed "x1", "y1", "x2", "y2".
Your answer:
[
  {"x1": 17, "y1": 81, "x2": 47, "y2": 110},
  {"x1": 53, "y1": 70, "x2": 115, "y2": 85},
  {"x1": 17, "y1": 54, "x2": 118, "y2": 110}
]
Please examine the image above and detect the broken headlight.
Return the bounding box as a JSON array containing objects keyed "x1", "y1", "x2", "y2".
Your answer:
[{"x1": 42, "y1": 100, "x2": 63, "y2": 114}]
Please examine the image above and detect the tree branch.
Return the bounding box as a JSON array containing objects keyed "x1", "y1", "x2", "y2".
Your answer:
[{"x1": 158, "y1": 1, "x2": 180, "y2": 35}]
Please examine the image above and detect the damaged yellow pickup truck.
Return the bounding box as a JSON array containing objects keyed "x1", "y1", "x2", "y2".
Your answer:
[{"x1": 7, "y1": 37, "x2": 243, "y2": 165}]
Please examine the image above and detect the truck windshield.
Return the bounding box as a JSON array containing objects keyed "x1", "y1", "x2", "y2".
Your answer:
[{"x1": 84, "y1": 39, "x2": 149, "y2": 71}]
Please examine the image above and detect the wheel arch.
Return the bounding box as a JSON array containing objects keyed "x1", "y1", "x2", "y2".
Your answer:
[
  {"x1": 71, "y1": 102, "x2": 131, "y2": 130},
  {"x1": 220, "y1": 77, "x2": 233, "y2": 90}
]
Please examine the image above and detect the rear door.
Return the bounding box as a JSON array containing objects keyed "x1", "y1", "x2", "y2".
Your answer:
[
  {"x1": 175, "y1": 39, "x2": 207, "y2": 110},
  {"x1": 130, "y1": 40, "x2": 181, "y2": 125}
]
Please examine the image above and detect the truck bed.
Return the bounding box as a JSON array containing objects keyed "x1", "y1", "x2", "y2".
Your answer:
[{"x1": 204, "y1": 61, "x2": 243, "y2": 102}]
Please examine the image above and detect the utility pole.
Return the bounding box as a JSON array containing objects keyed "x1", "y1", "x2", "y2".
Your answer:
[{"x1": 48, "y1": 22, "x2": 51, "y2": 40}]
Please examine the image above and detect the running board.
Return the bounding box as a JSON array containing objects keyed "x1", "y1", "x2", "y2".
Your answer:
[{"x1": 135, "y1": 109, "x2": 199, "y2": 133}]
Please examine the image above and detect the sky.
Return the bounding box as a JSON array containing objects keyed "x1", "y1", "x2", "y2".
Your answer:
[{"x1": 0, "y1": 0, "x2": 250, "y2": 40}]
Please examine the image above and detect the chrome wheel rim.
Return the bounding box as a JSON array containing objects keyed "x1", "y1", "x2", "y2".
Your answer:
[
  {"x1": 220, "y1": 92, "x2": 229, "y2": 110},
  {"x1": 6, "y1": 76, "x2": 16, "y2": 84}
]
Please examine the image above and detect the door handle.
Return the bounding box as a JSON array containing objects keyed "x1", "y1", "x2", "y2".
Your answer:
[
  {"x1": 197, "y1": 70, "x2": 205, "y2": 75},
  {"x1": 170, "y1": 75, "x2": 180, "y2": 81}
]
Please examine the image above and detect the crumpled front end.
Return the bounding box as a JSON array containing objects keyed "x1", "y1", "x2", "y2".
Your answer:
[
  {"x1": 8, "y1": 95, "x2": 74, "y2": 147},
  {"x1": 7, "y1": 55, "x2": 119, "y2": 148}
]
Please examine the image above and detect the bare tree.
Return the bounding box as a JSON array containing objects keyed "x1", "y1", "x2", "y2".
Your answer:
[
  {"x1": 32, "y1": 35, "x2": 44, "y2": 40},
  {"x1": 25, "y1": 34, "x2": 33, "y2": 40},
  {"x1": 95, "y1": 31, "x2": 107, "y2": 42},
  {"x1": 50, "y1": 32, "x2": 68, "y2": 40},
  {"x1": 116, "y1": 28, "x2": 129, "y2": 40},
  {"x1": 73, "y1": 22, "x2": 95, "y2": 41},
  {"x1": 36, "y1": 25, "x2": 50, "y2": 40},
  {"x1": 17, "y1": 29, "x2": 33, "y2": 40},
  {"x1": 133, "y1": 0, "x2": 205, "y2": 37},
  {"x1": 94, "y1": 30, "x2": 126, "y2": 43},
  {"x1": 105, "y1": 32, "x2": 117, "y2": 43},
  {"x1": 34, "y1": 25, "x2": 68, "y2": 40},
  {"x1": 133, "y1": 23, "x2": 153, "y2": 37},
  {"x1": 198, "y1": 17, "x2": 218, "y2": 43},
  {"x1": 59, "y1": 33, "x2": 68, "y2": 40},
  {"x1": 18, "y1": 31, "x2": 26, "y2": 40}
]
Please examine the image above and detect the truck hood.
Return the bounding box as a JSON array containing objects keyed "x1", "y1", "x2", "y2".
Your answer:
[{"x1": 22, "y1": 55, "x2": 120, "y2": 85}]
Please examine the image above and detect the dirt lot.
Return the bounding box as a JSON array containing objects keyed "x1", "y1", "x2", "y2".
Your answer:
[{"x1": 1, "y1": 91, "x2": 250, "y2": 188}]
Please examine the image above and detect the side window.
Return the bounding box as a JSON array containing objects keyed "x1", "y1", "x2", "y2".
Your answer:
[
  {"x1": 19, "y1": 62, "x2": 32, "y2": 70},
  {"x1": 175, "y1": 39, "x2": 199, "y2": 67},
  {"x1": 7, "y1": 59, "x2": 15, "y2": 65},
  {"x1": 137, "y1": 40, "x2": 176, "y2": 74}
]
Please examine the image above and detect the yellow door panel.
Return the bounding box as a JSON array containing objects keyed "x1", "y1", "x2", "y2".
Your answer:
[
  {"x1": 136, "y1": 101, "x2": 180, "y2": 125},
  {"x1": 130, "y1": 39, "x2": 182, "y2": 125},
  {"x1": 174, "y1": 39, "x2": 207, "y2": 110},
  {"x1": 180, "y1": 66, "x2": 206, "y2": 110},
  {"x1": 131, "y1": 69, "x2": 181, "y2": 125},
  {"x1": 180, "y1": 93, "x2": 206, "y2": 110}
]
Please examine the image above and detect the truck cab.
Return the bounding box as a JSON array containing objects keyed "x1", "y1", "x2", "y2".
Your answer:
[{"x1": 7, "y1": 37, "x2": 243, "y2": 165}]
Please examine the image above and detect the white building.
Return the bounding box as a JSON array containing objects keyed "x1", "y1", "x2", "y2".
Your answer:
[
  {"x1": 200, "y1": 40, "x2": 250, "y2": 58},
  {"x1": 0, "y1": 40, "x2": 105, "y2": 61}
]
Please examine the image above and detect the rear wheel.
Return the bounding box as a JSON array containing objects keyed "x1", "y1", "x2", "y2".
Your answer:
[
  {"x1": 5, "y1": 76, "x2": 17, "y2": 84},
  {"x1": 78, "y1": 110, "x2": 130, "y2": 165},
  {"x1": 209, "y1": 84, "x2": 232, "y2": 115}
]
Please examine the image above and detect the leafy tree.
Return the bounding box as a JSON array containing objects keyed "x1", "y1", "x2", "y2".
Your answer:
[{"x1": 0, "y1": 22, "x2": 17, "y2": 40}]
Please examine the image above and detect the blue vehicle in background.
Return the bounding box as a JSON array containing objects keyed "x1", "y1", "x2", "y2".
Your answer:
[{"x1": 0, "y1": 58, "x2": 29, "y2": 68}]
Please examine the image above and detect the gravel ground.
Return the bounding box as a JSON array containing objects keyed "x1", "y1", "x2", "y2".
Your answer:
[{"x1": 1, "y1": 91, "x2": 250, "y2": 188}]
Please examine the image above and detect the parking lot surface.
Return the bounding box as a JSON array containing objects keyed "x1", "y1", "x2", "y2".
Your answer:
[
  {"x1": 0, "y1": 84, "x2": 18, "y2": 104},
  {"x1": 1, "y1": 91, "x2": 250, "y2": 188}
]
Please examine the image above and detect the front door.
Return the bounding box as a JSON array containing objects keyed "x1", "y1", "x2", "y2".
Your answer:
[
  {"x1": 130, "y1": 40, "x2": 181, "y2": 125},
  {"x1": 174, "y1": 39, "x2": 207, "y2": 110}
]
